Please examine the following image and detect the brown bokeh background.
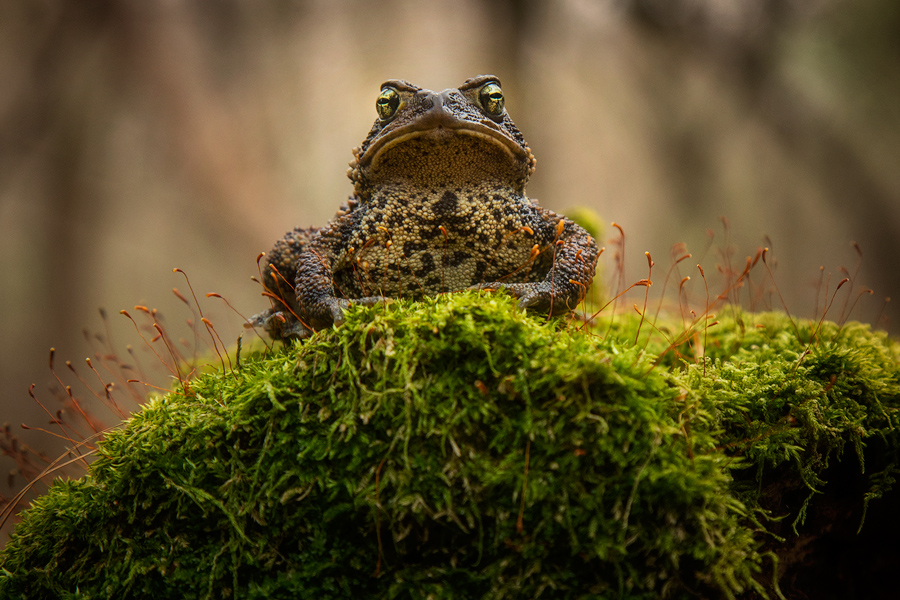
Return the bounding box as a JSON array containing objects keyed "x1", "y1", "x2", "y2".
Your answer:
[{"x1": 1, "y1": 1, "x2": 899, "y2": 478}]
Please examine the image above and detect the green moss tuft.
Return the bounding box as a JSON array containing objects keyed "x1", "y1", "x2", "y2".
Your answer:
[
  {"x1": 1, "y1": 294, "x2": 898, "y2": 599},
  {"x1": 674, "y1": 312, "x2": 900, "y2": 533}
]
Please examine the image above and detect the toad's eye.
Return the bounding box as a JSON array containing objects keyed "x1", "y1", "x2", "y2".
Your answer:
[
  {"x1": 479, "y1": 83, "x2": 505, "y2": 116},
  {"x1": 376, "y1": 87, "x2": 400, "y2": 120}
]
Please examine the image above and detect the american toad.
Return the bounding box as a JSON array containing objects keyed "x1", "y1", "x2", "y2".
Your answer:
[{"x1": 252, "y1": 75, "x2": 599, "y2": 339}]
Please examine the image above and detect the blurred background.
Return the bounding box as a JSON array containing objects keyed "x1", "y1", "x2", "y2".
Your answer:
[{"x1": 1, "y1": 0, "x2": 899, "y2": 488}]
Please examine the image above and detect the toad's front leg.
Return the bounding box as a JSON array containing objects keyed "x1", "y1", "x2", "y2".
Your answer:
[
  {"x1": 475, "y1": 213, "x2": 598, "y2": 315},
  {"x1": 247, "y1": 226, "x2": 316, "y2": 340},
  {"x1": 294, "y1": 222, "x2": 387, "y2": 332}
]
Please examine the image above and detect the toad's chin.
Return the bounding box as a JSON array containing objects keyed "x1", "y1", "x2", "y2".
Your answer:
[{"x1": 364, "y1": 130, "x2": 530, "y2": 191}]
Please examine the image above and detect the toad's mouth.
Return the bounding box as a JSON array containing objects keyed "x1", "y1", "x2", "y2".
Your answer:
[
  {"x1": 358, "y1": 89, "x2": 534, "y2": 178},
  {"x1": 357, "y1": 111, "x2": 535, "y2": 191},
  {"x1": 364, "y1": 128, "x2": 528, "y2": 189},
  {"x1": 363, "y1": 122, "x2": 525, "y2": 169}
]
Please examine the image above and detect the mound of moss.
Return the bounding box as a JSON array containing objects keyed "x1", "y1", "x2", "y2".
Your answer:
[{"x1": 1, "y1": 293, "x2": 898, "y2": 599}]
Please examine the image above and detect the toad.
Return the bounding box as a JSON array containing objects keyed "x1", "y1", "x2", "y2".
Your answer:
[{"x1": 251, "y1": 75, "x2": 598, "y2": 339}]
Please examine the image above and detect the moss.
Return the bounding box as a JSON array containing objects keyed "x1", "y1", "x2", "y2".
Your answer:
[
  {"x1": 676, "y1": 312, "x2": 900, "y2": 524},
  {"x1": 1, "y1": 293, "x2": 898, "y2": 599}
]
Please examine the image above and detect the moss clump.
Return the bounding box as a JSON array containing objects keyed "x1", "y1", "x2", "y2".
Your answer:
[
  {"x1": 680, "y1": 313, "x2": 900, "y2": 524},
  {"x1": 1, "y1": 293, "x2": 898, "y2": 599}
]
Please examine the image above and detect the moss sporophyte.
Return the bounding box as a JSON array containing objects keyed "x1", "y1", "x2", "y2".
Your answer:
[{"x1": 0, "y1": 292, "x2": 897, "y2": 599}]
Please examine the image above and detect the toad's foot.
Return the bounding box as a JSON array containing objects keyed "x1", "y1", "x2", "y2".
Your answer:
[
  {"x1": 246, "y1": 308, "x2": 314, "y2": 340},
  {"x1": 472, "y1": 281, "x2": 580, "y2": 316},
  {"x1": 248, "y1": 295, "x2": 391, "y2": 340},
  {"x1": 324, "y1": 295, "x2": 390, "y2": 326}
]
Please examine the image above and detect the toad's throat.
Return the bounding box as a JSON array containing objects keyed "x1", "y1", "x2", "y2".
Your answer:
[{"x1": 366, "y1": 131, "x2": 525, "y2": 188}]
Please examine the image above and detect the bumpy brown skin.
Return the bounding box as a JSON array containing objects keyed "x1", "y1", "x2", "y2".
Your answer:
[{"x1": 252, "y1": 75, "x2": 599, "y2": 340}]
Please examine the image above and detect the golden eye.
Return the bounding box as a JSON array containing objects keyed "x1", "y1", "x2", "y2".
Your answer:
[
  {"x1": 479, "y1": 83, "x2": 505, "y2": 116},
  {"x1": 376, "y1": 87, "x2": 400, "y2": 120}
]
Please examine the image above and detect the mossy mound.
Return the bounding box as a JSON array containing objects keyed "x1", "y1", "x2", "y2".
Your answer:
[{"x1": 1, "y1": 293, "x2": 898, "y2": 599}]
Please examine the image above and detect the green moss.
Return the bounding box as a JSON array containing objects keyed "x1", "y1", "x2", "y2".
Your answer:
[
  {"x1": 1, "y1": 293, "x2": 898, "y2": 599},
  {"x1": 676, "y1": 312, "x2": 900, "y2": 531}
]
